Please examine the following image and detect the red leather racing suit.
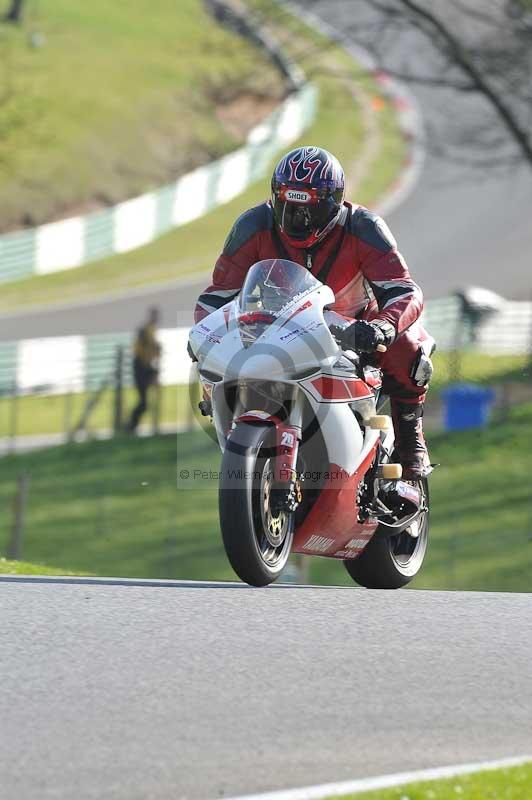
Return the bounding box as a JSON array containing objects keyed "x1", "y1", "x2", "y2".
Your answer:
[{"x1": 194, "y1": 200, "x2": 432, "y2": 405}]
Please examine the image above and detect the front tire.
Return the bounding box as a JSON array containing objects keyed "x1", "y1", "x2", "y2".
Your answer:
[
  {"x1": 219, "y1": 423, "x2": 294, "y2": 587},
  {"x1": 344, "y1": 479, "x2": 429, "y2": 589}
]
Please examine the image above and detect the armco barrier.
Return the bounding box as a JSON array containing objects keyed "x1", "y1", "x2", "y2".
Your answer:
[{"x1": 0, "y1": 296, "x2": 530, "y2": 396}]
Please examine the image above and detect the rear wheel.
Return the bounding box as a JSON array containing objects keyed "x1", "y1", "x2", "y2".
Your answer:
[
  {"x1": 344, "y1": 479, "x2": 429, "y2": 589},
  {"x1": 219, "y1": 423, "x2": 294, "y2": 586}
]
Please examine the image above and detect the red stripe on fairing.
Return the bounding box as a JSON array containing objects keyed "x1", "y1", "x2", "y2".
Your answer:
[
  {"x1": 363, "y1": 373, "x2": 382, "y2": 389},
  {"x1": 238, "y1": 311, "x2": 275, "y2": 325},
  {"x1": 311, "y1": 376, "x2": 351, "y2": 401},
  {"x1": 346, "y1": 379, "x2": 374, "y2": 399},
  {"x1": 310, "y1": 376, "x2": 373, "y2": 401}
]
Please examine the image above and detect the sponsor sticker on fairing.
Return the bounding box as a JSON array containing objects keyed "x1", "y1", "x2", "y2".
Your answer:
[
  {"x1": 279, "y1": 320, "x2": 323, "y2": 342},
  {"x1": 197, "y1": 324, "x2": 221, "y2": 344},
  {"x1": 303, "y1": 535, "x2": 335, "y2": 553},
  {"x1": 345, "y1": 537, "x2": 372, "y2": 551}
]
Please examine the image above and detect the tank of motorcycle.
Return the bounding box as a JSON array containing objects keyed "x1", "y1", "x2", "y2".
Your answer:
[{"x1": 189, "y1": 284, "x2": 338, "y2": 382}]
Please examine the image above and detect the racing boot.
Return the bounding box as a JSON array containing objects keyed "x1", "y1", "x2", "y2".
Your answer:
[{"x1": 391, "y1": 400, "x2": 432, "y2": 480}]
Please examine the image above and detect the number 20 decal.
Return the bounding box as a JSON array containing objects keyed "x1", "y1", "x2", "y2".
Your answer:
[{"x1": 281, "y1": 431, "x2": 295, "y2": 447}]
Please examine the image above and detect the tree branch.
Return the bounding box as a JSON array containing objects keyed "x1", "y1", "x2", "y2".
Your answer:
[{"x1": 396, "y1": 0, "x2": 532, "y2": 165}]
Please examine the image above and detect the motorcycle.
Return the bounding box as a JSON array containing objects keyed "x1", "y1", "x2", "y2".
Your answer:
[{"x1": 188, "y1": 258, "x2": 430, "y2": 588}]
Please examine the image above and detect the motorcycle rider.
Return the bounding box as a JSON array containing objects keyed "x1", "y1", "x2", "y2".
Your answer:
[{"x1": 194, "y1": 146, "x2": 434, "y2": 478}]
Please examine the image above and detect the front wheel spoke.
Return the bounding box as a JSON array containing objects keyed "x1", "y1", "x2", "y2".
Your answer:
[
  {"x1": 263, "y1": 544, "x2": 276, "y2": 565},
  {"x1": 259, "y1": 533, "x2": 270, "y2": 555},
  {"x1": 260, "y1": 534, "x2": 277, "y2": 563}
]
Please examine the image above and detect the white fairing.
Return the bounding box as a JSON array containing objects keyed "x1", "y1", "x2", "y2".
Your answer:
[
  {"x1": 189, "y1": 285, "x2": 337, "y2": 381},
  {"x1": 188, "y1": 260, "x2": 382, "y2": 473},
  {"x1": 188, "y1": 302, "x2": 242, "y2": 379},
  {"x1": 315, "y1": 402, "x2": 364, "y2": 473}
]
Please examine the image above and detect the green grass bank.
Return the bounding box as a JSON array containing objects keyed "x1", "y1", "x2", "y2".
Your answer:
[
  {"x1": 0, "y1": 0, "x2": 281, "y2": 232},
  {"x1": 0, "y1": 0, "x2": 405, "y2": 310}
]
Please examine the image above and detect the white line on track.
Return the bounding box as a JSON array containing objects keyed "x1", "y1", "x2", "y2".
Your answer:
[{"x1": 225, "y1": 755, "x2": 532, "y2": 800}]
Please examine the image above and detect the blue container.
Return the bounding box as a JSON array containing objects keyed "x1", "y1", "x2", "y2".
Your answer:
[{"x1": 442, "y1": 383, "x2": 495, "y2": 431}]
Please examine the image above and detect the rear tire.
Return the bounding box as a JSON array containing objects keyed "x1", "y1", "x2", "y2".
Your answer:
[
  {"x1": 219, "y1": 423, "x2": 294, "y2": 587},
  {"x1": 344, "y1": 479, "x2": 429, "y2": 589}
]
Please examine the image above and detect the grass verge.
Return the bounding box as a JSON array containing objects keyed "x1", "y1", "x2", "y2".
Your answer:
[
  {"x1": 0, "y1": 432, "x2": 229, "y2": 580},
  {"x1": 0, "y1": 558, "x2": 90, "y2": 576},
  {"x1": 429, "y1": 352, "x2": 530, "y2": 394},
  {"x1": 331, "y1": 761, "x2": 532, "y2": 799},
  {"x1": 1, "y1": 402, "x2": 532, "y2": 589},
  {"x1": 0, "y1": 0, "x2": 281, "y2": 231},
  {"x1": 0, "y1": 0, "x2": 405, "y2": 311},
  {"x1": 1, "y1": 383, "x2": 199, "y2": 439}
]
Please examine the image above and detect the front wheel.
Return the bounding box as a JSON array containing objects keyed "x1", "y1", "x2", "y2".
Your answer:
[
  {"x1": 344, "y1": 478, "x2": 429, "y2": 589},
  {"x1": 219, "y1": 423, "x2": 294, "y2": 587}
]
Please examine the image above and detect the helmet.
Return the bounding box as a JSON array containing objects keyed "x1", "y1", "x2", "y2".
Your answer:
[{"x1": 271, "y1": 146, "x2": 345, "y2": 249}]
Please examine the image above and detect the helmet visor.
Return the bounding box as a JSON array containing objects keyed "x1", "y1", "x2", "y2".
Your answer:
[{"x1": 272, "y1": 184, "x2": 340, "y2": 241}]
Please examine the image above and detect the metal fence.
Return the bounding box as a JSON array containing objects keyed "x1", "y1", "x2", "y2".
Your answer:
[{"x1": 422, "y1": 293, "x2": 532, "y2": 354}]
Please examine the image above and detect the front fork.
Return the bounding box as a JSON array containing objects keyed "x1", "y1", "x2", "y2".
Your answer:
[
  {"x1": 232, "y1": 395, "x2": 304, "y2": 513},
  {"x1": 273, "y1": 396, "x2": 304, "y2": 512}
]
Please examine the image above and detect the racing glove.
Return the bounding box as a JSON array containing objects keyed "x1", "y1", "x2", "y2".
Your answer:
[{"x1": 336, "y1": 319, "x2": 396, "y2": 353}]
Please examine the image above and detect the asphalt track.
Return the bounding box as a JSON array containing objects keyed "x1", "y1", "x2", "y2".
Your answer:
[
  {"x1": 2, "y1": 1, "x2": 532, "y2": 342},
  {"x1": 1, "y1": 578, "x2": 531, "y2": 800}
]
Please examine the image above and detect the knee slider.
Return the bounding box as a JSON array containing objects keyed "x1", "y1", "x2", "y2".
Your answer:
[{"x1": 410, "y1": 346, "x2": 434, "y2": 388}]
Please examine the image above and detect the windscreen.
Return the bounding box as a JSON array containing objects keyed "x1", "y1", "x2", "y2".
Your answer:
[{"x1": 238, "y1": 259, "x2": 321, "y2": 317}]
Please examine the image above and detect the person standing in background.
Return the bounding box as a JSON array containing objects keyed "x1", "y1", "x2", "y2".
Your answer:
[{"x1": 127, "y1": 307, "x2": 162, "y2": 432}]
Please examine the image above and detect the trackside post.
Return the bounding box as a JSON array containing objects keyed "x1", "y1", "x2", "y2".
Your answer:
[
  {"x1": 113, "y1": 346, "x2": 124, "y2": 434},
  {"x1": 8, "y1": 472, "x2": 30, "y2": 561}
]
